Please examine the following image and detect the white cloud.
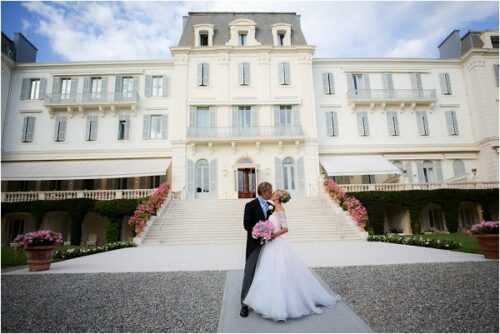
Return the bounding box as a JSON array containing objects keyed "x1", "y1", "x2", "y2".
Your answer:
[{"x1": 21, "y1": 1, "x2": 498, "y2": 61}]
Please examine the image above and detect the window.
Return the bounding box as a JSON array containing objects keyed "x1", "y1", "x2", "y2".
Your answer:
[
  {"x1": 29, "y1": 79, "x2": 40, "y2": 99},
  {"x1": 152, "y1": 76, "x2": 163, "y2": 97},
  {"x1": 422, "y1": 160, "x2": 434, "y2": 183},
  {"x1": 90, "y1": 77, "x2": 102, "y2": 99},
  {"x1": 278, "y1": 32, "x2": 286, "y2": 46},
  {"x1": 350, "y1": 73, "x2": 370, "y2": 96},
  {"x1": 60, "y1": 78, "x2": 72, "y2": 100},
  {"x1": 279, "y1": 62, "x2": 290, "y2": 85},
  {"x1": 239, "y1": 63, "x2": 250, "y2": 86},
  {"x1": 195, "y1": 159, "x2": 210, "y2": 193},
  {"x1": 491, "y1": 35, "x2": 499, "y2": 48},
  {"x1": 121, "y1": 76, "x2": 134, "y2": 98},
  {"x1": 199, "y1": 31, "x2": 209, "y2": 47},
  {"x1": 239, "y1": 32, "x2": 247, "y2": 46},
  {"x1": 445, "y1": 111, "x2": 459, "y2": 136},
  {"x1": 416, "y1": 111, "x2": 430, "y2": 136},
  {"x1": 362, "y1": 175, "x2": 376, "y2": 184},
  {"x1": 198, "y1": 63, "x2": 209, "y2": 86},
  {"x1": 357, "y1": 112, "x2": 369, "y2": 136},
  {"x1": 282, "y1": 157, "x2": 296, "y2": 191},
  {"x1": 118, "y1": 116, "x2": 129, "y2": 140},
  {"x1": 151, "y1": 175, "x2": 162, "y2": 188},
  {"x1": 85, "y1": 116, "x2": 98, "y2": 141},
  {"x1": 439, "y1": 73, "x2": 452, "y2": 95},
  {"x1": 194, "y1": 106, "x2": 210, "y2": 128},
  {"x1": 237, "y1": 106, "x2": 252, "y2": 128},
  {"x1": 276, "y1": 105, "x2": 293, "y2": 127},
  {"x1": 322, "y1": 72, "x2": 334, "y2": 95},
  {"x1": 143, "y1": 114, "x2": 168, "y2": 139},
  {"x1": 382, "y1": 73, "x2": 394, "y2": 91},
  {"x1": 453, "y1": 160, "x2": 466, "y2": 177},
  {"x1": 54, "y1": 117, "x2": 67, "y2": 142},
  {"x1": 21, "y1": 116, "x2": 35, "y2": 142},
  {"x1": 386, "y1": 111, "x2": 400, "y2": 136},
  {"x1": 325, "y1": 111, "x2": 338, "y2": 137}
]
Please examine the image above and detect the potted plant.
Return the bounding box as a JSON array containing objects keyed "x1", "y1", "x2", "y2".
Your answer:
[
  {"x1": 14, "y1": 230, "x2": 64, "y2": 271},
  {"x1": 469, "y1": 221, "x2": 499, "y2": 259}
]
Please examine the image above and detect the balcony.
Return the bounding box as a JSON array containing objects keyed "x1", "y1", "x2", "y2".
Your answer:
[
  {"x1": 347, "y1": 89, "x2": 437, "y2": 108},
  {"x1": 337, "y1": 181, "x2": 498, "y2": 193},
  {"x1": 186, "y1": 126, "x2": 304, "y2": 143},
  {"x1": 44, "y1": 91, "x2": 139, "y2": 112}
]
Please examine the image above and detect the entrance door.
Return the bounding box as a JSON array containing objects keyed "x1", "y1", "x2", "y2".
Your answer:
[{"x1": 238, "y1": 168, "x2": 256, "y2": 198}]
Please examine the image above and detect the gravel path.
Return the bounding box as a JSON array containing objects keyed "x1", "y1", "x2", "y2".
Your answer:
[
  {"x1": 315, "y1": 261, "x2": 499, "y2": 333},
  {"x1": 1, "y1": 271, "x2": 225, "y2": 333}
]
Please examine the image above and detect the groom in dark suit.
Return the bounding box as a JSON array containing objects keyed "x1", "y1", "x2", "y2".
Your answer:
[{"x1": 240, "y1": 181, "x2": 274, "y2": 318}]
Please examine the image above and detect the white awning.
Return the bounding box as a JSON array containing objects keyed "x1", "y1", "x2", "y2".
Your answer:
[
  {"x1": 1, "y1": 158, "x2": 171, "y2": 181},
  {"x1": 320, "y1": 155, "x2": 401, "y2": 176}
]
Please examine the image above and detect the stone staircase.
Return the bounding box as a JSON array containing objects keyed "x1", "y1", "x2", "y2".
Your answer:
[{"x1": 141, "y1": 196, "x2": 368, "y2": 246}]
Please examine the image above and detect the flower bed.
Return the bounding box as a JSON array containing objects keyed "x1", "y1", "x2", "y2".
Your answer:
[
  {"x1": 127, "y1": 182, "x2": 170, "y2": 235},
  {"x1": 368, "y1": 234, "x2": 462, "y2": 250},
  {"x1": 54, "y1": 241, "x2": 136, "y2": 260},
  {"x1": 324, "y1": 179, "x2": 368, "y2": 227}
]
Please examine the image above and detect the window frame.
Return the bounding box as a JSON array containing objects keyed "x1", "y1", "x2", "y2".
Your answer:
[{"x1": 29, "y1": 79, "x2": 40, "y2": 100}]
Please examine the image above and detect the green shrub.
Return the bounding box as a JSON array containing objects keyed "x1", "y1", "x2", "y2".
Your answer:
[
  {"x1": 368, "y1": 234, "x2": 461, "y2": 250},
  {"x1": 53, "y1": 241, "x2": 136, "y2": 260}
]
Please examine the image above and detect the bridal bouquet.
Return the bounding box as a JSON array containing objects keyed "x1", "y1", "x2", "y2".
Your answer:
[{"x1": 252, "y1": 220, "x2": 274, "y2": 245}]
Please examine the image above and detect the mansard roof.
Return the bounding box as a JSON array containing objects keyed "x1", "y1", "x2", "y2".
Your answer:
[{"x1": 177, "y1": 12, "x2": 308, "y2": 47}]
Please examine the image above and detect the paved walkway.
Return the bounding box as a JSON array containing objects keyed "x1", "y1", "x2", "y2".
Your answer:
[
  {"x1": 4, "y1": 240, "x2": 487, "y2": 275},
  {"x1": 218, "y1": 270, "x2": 372, "y2": 333}
]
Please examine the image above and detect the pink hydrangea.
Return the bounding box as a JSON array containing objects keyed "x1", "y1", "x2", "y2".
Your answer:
[
  {"x1": 128, "y1": 182, "x2": 170, "y2": 234},
  {"x1": 14, "y1": 230, "x2": 64, "y2": 247},
  {"x1": 252, "y1": 220, "x2": 274, "y2": 244}
]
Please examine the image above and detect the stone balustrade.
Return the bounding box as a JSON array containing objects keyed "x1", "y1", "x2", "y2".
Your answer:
[{"x1": 1, "y1": 189, "x2": 155, "y2": 203}]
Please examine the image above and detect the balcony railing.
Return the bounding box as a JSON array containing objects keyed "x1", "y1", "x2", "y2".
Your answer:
[
  {"x1": 1, "y1": 188, "x2": 155, "y2": 203},
  {"x1": 338, "y1": 181, "x2": 498, "y2": 193},
  {"x1": 44, "y1": 91, "x2": 139, "y2": 108},
  {"x1": 187, "y1": 126, "x2": 304, "y2": 140},
  {"x1": 347, "y1": 89, "x2": 437, "y2": 103}
]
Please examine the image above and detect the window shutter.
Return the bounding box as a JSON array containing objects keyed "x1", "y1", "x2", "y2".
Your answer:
[
  {"x1": 190, "y1": 106, "x2": 197, "y2": 128},
  {"x1": 386, "y1": 112, "x2": 394, "y2": 136},
  {"x1": 451, "y1": 111, "x2": 459, "y2": 135},
  {"x1": 347, "y1": 73, "x2": 354, "y2": 93},
  {"x1": 83, "y1": 77, "x2": 91, "y2": 101},
  {"x1": 453, "y1": 160, "x2": 466, "y2": 177},
  {"x1": 357, "y1": 112, "x2": 364, "y2": 136},
  {"x1": 143, "y1": 115, "x2": 151, "y2": 139},
  {"x1": 232, "y1": 106, "x2": 239, "y2": 128},
  {"x1": 101, "y1": 77, "x2": 108, "y2": 99},
  {"x1": 210, "y1": 158, "x2": 217, "y2": 196},
  {"x1": 22, "y1": 117, "x2": 28, "y2": 141},
  {"x1": 322, "y1": 73, "x2": 330, "y2": 94},
  {"x1": 124, "y1": 115, "x2": 130, "y2": 139},
  {"x1": 284, "y1": 62, "x2": 290, "y2": 84},
  {"x1": 239, "y1": 63, "x2": 244, "y2": 85},
  {"x1": 162, "y1": 76, "x2": 168, "y2": 97},
  {"x1": 404, "y1": 161, "x2": 414, "y2": 183},
  {"x1": 382, "y1": 73, "x2": 394, "y2": 90},
  {"x1": 444, "y1": 73, "x2": 452, "y2": 94},
  {"x1": 70, "y1": 77, "x2": 78, "y2": 101},
  {"x1": 85, "y1": 117, "x2": 90, "y2": 141},
  {"x1": 363, "y1": 112, "x2": 369, "y2": 136},
  {"x1": 20, "y1": 78, "x2": 30, "y2": 100},
  {"x1": 90, "y1": 116, "x2": 97, "y2": 141},
  {"x1": 114, "y1": 75, "x2": 123, "y2": 100},
  {"x1": 410, "y1": 72, "x2": 422, "y2": 91},
  {"x1": 202, "y1": 63, "x2": 209, "y2": 86},
  {"x1": 161, "y1": 114, "x2": 168, "y2": 139},
  {"x1": 416, "y1": 161, "x2": 424, "y2": 182},
  {"x1": 329, "y1": 73, "x2": 335, "y2": 94},
  {"x1": 51, "y1": 77, "x2": 62, "y2": 100},
  {"x1": 332, "y1": 111, "x2": 339, "y2": 136},
  {"x1": 24, "y1": 117, "x2": 35, "y2": 142},
  {"x1": 422, "y1": 112, "x2": 429, "y2": 135},
  {"x1": 292, "y1": 106, "x2": 300, "y2": 126},
  {"x1": 209, "y1": 107, "x2": 216, "y2": 128},
  {"x1": 251, "y1": 106, "x2": 258, "y2": 128},
  {"x1": 445, "y1": 111, "x2": 453, "y2": 135},
  {"x1": 275, "y1": 157, "x2": 283, "y2": 189},
  {"x1": 434, "y1": 160, "x2": 443, "y2": 181},
  {"x1": 53, "y1": 117, "x2": 60, "y2": 141},
  {"x1": 59, "y1": 117, "x2": 67, "y2": 141},
  {"x1": 186, "y1": 159, "x2": 195, "y2": 199},
  {"x1": 244, "y1": 63, "x2": 250, "y2": 85},
  {"x1": 416, "y1": 112, "x2": 424, "y2": 135},
  {"x1": 197, "y1": 63, "x2": 203, "y2": 86},
  {"x1": 39, "y1": 78, "x2": 47, "y2": 99},
  {"x1": 494, "y1": 64, "x2": 499, "y2": 87},
  {"x1": 439, "y1": 73, "x2": 447, "y2": 94},
  {"x1": 279, "y1": 63, "x2": 285, "y2": 85},
  {"x1": 145, "y1": 75, "x2": 152, "y2": 97},
  {"x1": 362, "y1": 73, "x2": 370, "y2": 90},
  {"x1": 325, "y1": 112, "x2": 334, "y2": 136},
  {"x1": 273, "y1": 105, "x2": 280, "y2": 127},
  {"x1": 297, "y1": 157, "x2": 305, "y2": 195}
]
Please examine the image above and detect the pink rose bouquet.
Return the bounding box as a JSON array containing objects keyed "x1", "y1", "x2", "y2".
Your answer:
[{"x1": 252, "y1": 220, "x2": 274, "y2": 245}]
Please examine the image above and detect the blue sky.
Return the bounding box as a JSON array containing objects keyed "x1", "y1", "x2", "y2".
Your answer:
[{"x1": 2, "y1": 1, "x2": 498, "y2": 62}]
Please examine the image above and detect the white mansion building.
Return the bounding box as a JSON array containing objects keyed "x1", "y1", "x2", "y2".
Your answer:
[{"x1": 1, "y1": 12, "x2": 498, "y2": 243}]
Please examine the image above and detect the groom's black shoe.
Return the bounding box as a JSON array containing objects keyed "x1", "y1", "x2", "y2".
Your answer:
[{"x1": 240, "y1": 305, "x2": 249, "y2": 318}]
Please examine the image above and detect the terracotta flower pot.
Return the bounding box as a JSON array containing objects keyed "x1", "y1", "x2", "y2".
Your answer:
[
  {"x1": 476, "y1": 234, "x2": 499, "y2": 259},
  {"x1": 25, "y1": 245, "x2": 56, "y2": 271}
]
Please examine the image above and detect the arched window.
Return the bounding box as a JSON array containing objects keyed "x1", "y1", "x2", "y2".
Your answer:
[
  {"x1": 282, "y1": 157, "x2": 295, "y2": 190},
  {"x1": 453, "y1": 159, "x2": 466, "y2": 177},
  {"x1": 195, "y1": 159, "x2": 210, "y2": 194}
]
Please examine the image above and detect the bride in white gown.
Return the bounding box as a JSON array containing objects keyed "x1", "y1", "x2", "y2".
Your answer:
[{"x1": 243, "y1": 190, "x2": 342, "y2": 322}]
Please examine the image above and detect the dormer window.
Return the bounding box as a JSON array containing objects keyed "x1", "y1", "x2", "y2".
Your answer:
[
  {"x1": 491, "y1": 36, "x2": 499, "y2": 49},
  {"x1": 200, "y1": 31, "x2": 209, "y2": 47},
  {"x1": 239, "y1": 32, "x2": 248, "y2": 46},
  {"x1": 278, "y1": 31, "x2": 286, "y2": 46}
]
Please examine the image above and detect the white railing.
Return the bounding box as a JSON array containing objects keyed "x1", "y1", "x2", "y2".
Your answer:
[
  {"x1": 347, "y1": 89, "x2": 437, "y2": 101},
  {"x1": 44, "y1": 91, "x2": 139, "y2": 106},
  {"x1": 1, "y1": 189, "x2": 155, "y2": 203},
  {"x1": 187, "y1": 126, "x2": 304, "y2": 139},
  {"x1": 338, "y1": 182, "x2": 499, "y2": 192}
]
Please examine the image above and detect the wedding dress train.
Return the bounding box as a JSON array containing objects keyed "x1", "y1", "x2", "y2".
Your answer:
[{"x1": 243, "y1": 211, "x2": 342, "y2": 321}]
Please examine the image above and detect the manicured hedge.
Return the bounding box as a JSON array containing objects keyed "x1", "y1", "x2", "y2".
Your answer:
[
  {"x1": 2, "y1": 198, "x2": 145, "y2": 245},
  {"x1": 349, "y1": 189, "x2": 499, "y2": 235},
  {"x1": 54, "y1": 241, "x2": 136, "y2": 260},
  {"x1": 368, "y1": 234, "x2": 461, "y2": 250}
]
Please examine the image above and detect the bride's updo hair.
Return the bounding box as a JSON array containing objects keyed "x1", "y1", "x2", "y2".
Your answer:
[{"x1": 277, "y1": 189, "x2": 291, "y2": 204}]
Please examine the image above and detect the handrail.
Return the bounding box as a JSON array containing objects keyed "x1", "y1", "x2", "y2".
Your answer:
[
  {"x1": 347, "y1": 89, "x2": 437, "y2": 101},
  {"x1": 337, "y1": 181, "x2": 499, "y2": 192},
  {"x1": 187, "y1": 126, "x2": 304, "y2": 138},
  {"x1": 44, "y1": 90, "x2": 139, "y2": 105}
]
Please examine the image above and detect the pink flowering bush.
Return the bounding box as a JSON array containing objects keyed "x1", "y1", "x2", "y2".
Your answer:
[
  {"x1": 252, "y1": 220, "x2": 274, "y2": 245},
  {"x1": 14, "y1": 230, "x2": 64, "y2": 248},
  {"x1": 469, "y1": 220, "x2": 499, "y2": 234},
  {"x1": 128, "y1": 182, "x2": 170, "y2": 235},
  {"x1": 324, "y1": 178, "x2": 368, "y2": 227}
]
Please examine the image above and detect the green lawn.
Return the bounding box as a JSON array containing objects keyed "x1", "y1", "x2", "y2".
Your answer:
[{"x1": 415, "y1": 232, "x2": 481, "y2": 254}]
